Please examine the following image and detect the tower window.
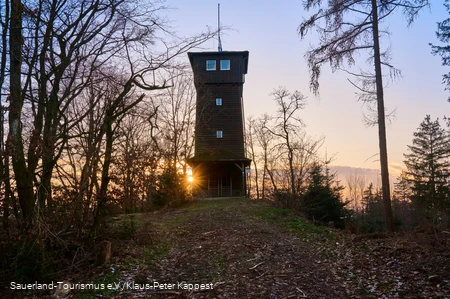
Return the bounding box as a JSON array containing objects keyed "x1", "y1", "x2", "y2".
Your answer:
[
  {"x1": 216, "y1": 130, "x2": 223, "y2": 138},
  {"x1": 216, "y1": 98, "x2": 222, "y2": 106},
  {"x1": 206, "y1": 60, "x2": 216, "y2": 70},
  {"x1": 220, "y1": 60, "x2": 230, "y2": 70}
]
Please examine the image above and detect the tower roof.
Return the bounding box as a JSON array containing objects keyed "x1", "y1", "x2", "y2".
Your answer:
[{"x1": 188, "y1": 51, "x2": 249, "y2": 74}]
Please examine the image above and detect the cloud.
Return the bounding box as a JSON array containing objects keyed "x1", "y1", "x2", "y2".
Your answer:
[
  {"x1": 389, "y1": 162, "x2": 405, "y2": 176},
  {"x1": 330, "y1": 165, "x2": 399, "y2": 188}
]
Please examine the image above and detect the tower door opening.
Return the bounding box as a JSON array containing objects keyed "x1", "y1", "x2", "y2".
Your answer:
[{"x1": 208, "y1": 174, "x2": 231, "y2": 197}]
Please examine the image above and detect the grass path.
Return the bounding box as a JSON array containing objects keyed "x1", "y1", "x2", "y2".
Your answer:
[
  {"x1": 76, "y1": 198, "x2": 343, "y2": 298},
  {"x1": 73, "y1": 198, "x2": 450, "y2": 298}
]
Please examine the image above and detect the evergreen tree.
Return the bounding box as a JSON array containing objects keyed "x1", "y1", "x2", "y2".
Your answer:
[
  {"x1": 393, "y1": 171, "x2": 413, "y2": 203},
  {"x1": 361, "y1": 183, "x2": 385, "y2": 232},
  {"x1": 403, "y1": 115, "x2": 450, "y2": 214},
  {"x1": 152, "y1": 168, "x2": 187, "y2": 207},
  {"x1": 362, "y1": 183, "x2": 377, "y2": 214},
  {"x1": 430, "y1": 0, "x2": 450, "y2": 101},
  {"x1": 301, "y1": 162, "x2": 348, "y2": 228},
  {"x1": 393, "y1": 171, "x2": 417, "y2": 231}
]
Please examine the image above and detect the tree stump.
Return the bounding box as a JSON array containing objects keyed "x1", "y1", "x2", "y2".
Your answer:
[{"x1": 96, "y1": 240, "x2": 111, "y2": 266}]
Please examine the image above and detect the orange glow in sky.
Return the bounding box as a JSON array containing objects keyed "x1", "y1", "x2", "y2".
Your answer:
[{"x1": 168, "y1": 1, "x2": 449, "y2": 175}]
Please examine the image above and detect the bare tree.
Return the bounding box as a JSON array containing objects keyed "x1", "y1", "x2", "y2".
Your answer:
[
  {"x1": 59, "y1": 74, "x2": 113, "y2": 228},
  {"x1": 264, "y1": 87, "x2": 307, "y2": 197},
  {"x1": 113, "y1": 108, "x2": 159, "y2": 213},
  {"x1": 0, "y1": 0, "x2": 12, "y2": 231},
  {"x1": 292, "y1": 132, "x2": 325, "y2": 195},
  {"x1": 253, "y1": 114, "x2": 276, "y2": 198},
  {"x1": 246, "y1": 116, "x2": 260, "y2": 199},
  {"x1": 299, "y1": 0, "x2": 430, "y2": 233},
  {"x1": 9, "y1": 0, "x2": 36, "y2": 229},
  {"x1": 91, "y1": 70, "x2": 167, "y2": 231},
  {"x1": 346, "y1": 170, "x2": 367, "y2": 211},
  {"x1": 153, "y1": 66, "x2": 196, "y2": 175},
  {"x1": 253, "y1": 109, "x2": 324, "y2": 201},
  {"x1": 57, "y1": 72, "x2": 161, "y2": 228},
  {"x1": 5, "y1": 0, "x2": 214, "y2": 231}
]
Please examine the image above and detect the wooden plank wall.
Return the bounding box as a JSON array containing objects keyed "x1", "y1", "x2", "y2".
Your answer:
[{"x1": 195, "y1": 84, "x2": 245, "y2": 157}]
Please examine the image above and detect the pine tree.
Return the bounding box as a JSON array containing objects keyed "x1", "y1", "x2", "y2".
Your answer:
[
  {"x1": 301, "y1": 162, "x2": 347, "y2": 228},
  {"x1": 403, "y1": 115, "x2": 450, "y2": 213},
  {"x1": 361, "y1": 183, "x2": 385, "y2": 232},
  {"x1": 393, "y1": 171, "x2": 417, "y2": 230},
  {"x1": 393, "y1": 171, "x2": 413, "y2": 203},
  {"x1": 430, "y1": 0, "x2": 450, "y2": 100}
]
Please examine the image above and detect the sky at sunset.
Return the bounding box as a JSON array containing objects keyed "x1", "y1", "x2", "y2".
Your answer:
[{"x1": 166, "y1": 0, "x2": 450, "y2": 178}]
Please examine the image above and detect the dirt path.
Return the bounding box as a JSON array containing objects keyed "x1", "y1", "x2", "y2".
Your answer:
[
  {"x1": 62, "y1": 197, "x2": 449, "y2": 299},
  {"x1": 108, "y1": 198, "x2": 346, "y2": 298},
  {"x1": 3, "y1": 198, "x2": 450, "y2": 298}
]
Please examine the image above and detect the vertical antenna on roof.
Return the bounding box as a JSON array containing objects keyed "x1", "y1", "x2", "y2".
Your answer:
[{"x1": 218, "y1": 3, "x2": 222, "y2": 52}]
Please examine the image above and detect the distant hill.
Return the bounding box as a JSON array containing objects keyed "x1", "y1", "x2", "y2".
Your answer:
[{"x1": 330, "y1": 165, "x2": 399, "y2": 190}]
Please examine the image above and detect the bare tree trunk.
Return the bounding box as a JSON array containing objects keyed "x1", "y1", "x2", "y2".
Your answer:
[
  {"x1": 255, "y1": 115, "x2": 273, "y2": 200},
  {"x1": 266, "y1": 165, "x2": 278, "y2": 195},
  {"x1": 266, "y1": 89, "x2": 307, "y2": 198},
  {"x1": 251, "y1": 157, "x2": 259, "y2": 199},
  {"x1": 286, "y1": 137, "x2": 296, "y2": 197},
  {"x1": 247, "y1": 118, "x2": 259, "y2": 199},
  {"x1": 1, "y1": 0, "x2": 10, "y2": 231},
  {"x1": 92, "y1": 113, "x2": 114, "y2": 233},
  {"x1": 39, "y1": 102, "x2": 57, "y2": 211},
  {"x1": 371, "y1": 0, "x2": 394, "y2": 234},
  {"x1": 9, "y1": 0, "x2": 36, "y2": 230},
  {"x1": 1, "y1": 157, "x2": 12, "y2": 231},
  {"x1": 78, "y1": 88, "x2": 102, "y2": 225},
  {"x1": 261, "y1": 162, "x2": 267, "y2": 199}
]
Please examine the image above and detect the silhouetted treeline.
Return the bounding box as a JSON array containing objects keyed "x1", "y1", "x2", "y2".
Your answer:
[{"x1": 0, "y1": 0, "x2": 213, "y2": 283}]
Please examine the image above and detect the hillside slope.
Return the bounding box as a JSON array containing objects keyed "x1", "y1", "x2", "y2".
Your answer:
[
  {"x1": 9, "y1": 197, "x2": 448, "y2": 298},
  {"x1": 105, "y1": 198, "x2": 344, "y2": 298}
]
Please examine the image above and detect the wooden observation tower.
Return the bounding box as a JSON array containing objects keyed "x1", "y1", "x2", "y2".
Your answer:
[{"x1": 187, "y1": 34, "x2": 250, "y2": 197}]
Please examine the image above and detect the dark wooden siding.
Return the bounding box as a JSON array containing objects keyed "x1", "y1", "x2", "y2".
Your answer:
[
  {"x1": 195, "y1": 84, "x2": 245, "y2": 156},
  {"x1": 188, "y1": 51, "x2": 249, "y2": 197}
]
